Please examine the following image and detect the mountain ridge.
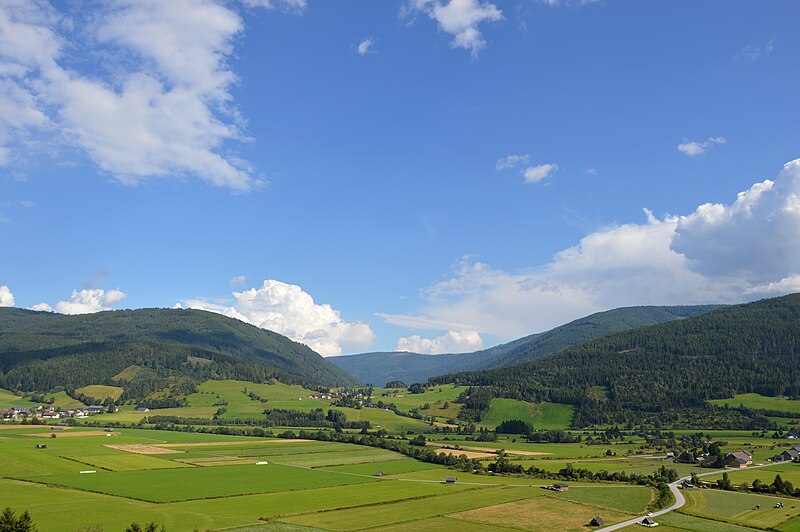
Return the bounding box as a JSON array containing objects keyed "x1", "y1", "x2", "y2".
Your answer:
[{"x1": 331, "y1": 304, "x2": 721, "y2": 385}]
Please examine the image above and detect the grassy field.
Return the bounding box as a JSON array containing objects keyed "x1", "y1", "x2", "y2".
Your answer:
[
  {"x1": 76, "y1": 384, "x2": 124, "y2": 401},
  {"x1": 531, "y1": 402, "x2": 576, "y2": 429},
  {"x1": 680, "y1": 488, "x2": 800, "y2": 529},
  {"x1": 703, "y1": 461, "x2": 800, "y2": 486},
  {"x1": 480, "y1": 398, "x2": 536, "y2": 427},
  {"x1": 708, "y1": 393, "x2": 800, "y2": 414},
  {"x1": 2, "y1": 419, "x2": 794, "y2": 531},
  {"x1": 0, "y1": 387, "x2": 29, "y2": 407},
  {"x1": 448, "y1": 493, "x2": 634, "y2": 531}
]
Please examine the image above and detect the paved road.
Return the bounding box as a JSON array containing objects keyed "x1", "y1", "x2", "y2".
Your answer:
[{"x1": 599, "y1": 462, "x2": 775, "y2": 530}]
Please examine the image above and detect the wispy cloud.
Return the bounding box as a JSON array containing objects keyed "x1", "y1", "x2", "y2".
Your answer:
[
  {"x1": 495, "y1": 154, "x2": 530, "y2": 170},
  {"x1": 356, "y1": 37, "x2": 375, "y2": 56}
]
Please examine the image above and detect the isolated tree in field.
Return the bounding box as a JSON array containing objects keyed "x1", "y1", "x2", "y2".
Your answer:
[{"x1": 0, "y1": 507, "x2": 36, "y2": 532}]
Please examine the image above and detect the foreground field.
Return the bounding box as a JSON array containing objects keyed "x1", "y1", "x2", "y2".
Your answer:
[
  {"x1": 4, "y1": 423, "x2": 800, "y2": 531},
  {"x1": 0, "y1": 425, "x2": 660, "y2": 531}
]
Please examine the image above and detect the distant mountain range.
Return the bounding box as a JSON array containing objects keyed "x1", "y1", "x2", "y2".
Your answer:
[
  {"x1": 0, "y1": 307, "x2": 358, "y2": 398},
  {"x1": 330, "y1": 304, "x2": 720, "y2": 385},
  {"x1": 432, "y1": 293, "x2": 800, "y2": 428}
]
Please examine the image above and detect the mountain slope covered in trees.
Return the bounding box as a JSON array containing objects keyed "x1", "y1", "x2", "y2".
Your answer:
[
  {"x1": 431, "y1": 294, "x2": 800, "y2": 428},
  {"x1": 331, "y1": 305, "x2": 719, "y2": 385},
  {"x1": 0, "y1": 308, "x2": 358, "y2": 400}
]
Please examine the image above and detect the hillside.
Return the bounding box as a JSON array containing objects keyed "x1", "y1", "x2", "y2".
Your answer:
[
  {"x1": 431, "y1": 294, "x2": 800, "y2": 428},
  {"x1": 0, "y1": 307, "x2": 358, "y2": 398},
  {"x1": 331, "y1": 305, "x2": 718, "y2": 385}
]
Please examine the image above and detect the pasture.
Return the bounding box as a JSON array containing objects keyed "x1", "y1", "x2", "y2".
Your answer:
[
  {"x1": 0, "y1": 424, "x2": 669, "y2": 531},
  {"x1": 708, "y1": 393, "x2": 800, "y2": 414},
  {"x1": 2, "y1": 423, "x2": 793, "y2": 531},
  {"x1": 75, "y1": 384, "x2": 124, "y2": 401},
  {"x1": 480, "y1": 398, "x2": 536, "y2": 427},
  {"x1": 679, "y1": 488, "x2": 800, "y2": 530}
]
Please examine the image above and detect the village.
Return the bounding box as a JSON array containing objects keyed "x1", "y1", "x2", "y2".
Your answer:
[{"x1": 0, "y1": 404, "x2": 116, "y2": 422}]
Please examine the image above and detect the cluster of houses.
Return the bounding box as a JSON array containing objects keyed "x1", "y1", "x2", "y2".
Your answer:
[
  {"x1": 672, "y1": 449, "x2": 754, "y2": 468},
  {"x1": 772, "y1": 444, "x2": 800, "y2": 462},
  {"x1": 0, "y1": 404, "x2": 108, "y2": 421}
]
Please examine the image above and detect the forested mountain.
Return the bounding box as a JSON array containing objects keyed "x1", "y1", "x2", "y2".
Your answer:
[
  {"x1": 0, "y1": 308, "x2": 358, "y2": 399},
  {"x1": 331, "y1": 305, "x2": 718, "y2": 385},
  {"x1": 431, "y1": 294, "x2": 800, "y2": 428}
]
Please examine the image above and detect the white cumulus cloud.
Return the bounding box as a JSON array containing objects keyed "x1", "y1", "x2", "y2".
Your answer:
[
  {"x1": 381, "y1": 159, "x2": 800, "y2": 339},
  {"x1": 677, "y1": 136, "x2": 726, "y2": 157},
  {"x1": 181, "y1": 279, "x2": 375, "y2": 356},
  {"x1": 0, "y1": 0, "x2": 298, "y2": 191},
  {"x1": 406, "y1": 0, "x2": 503, "y2": 56},
  {"x1": 523, "y1": 163, "x2": 558, "y2": 183},
  {"x1": 50, "y1": 289, "x2": 128, "y2": 314},
  {"x1": 0, "y1": 285, "x2": 15, "y2": 307},
  {"x1": 397, "y1": 329, "x2": 483, "y2": 354}
]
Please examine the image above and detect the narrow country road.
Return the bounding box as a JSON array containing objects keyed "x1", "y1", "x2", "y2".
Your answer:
[{"x1": 599, "y1": 462, "x2": 775, "y2": 531}]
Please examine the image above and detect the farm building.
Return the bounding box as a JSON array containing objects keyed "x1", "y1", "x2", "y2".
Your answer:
[
  {"x1": 374, "y1": 471, "x2": 383, "y2": 477},
  {"x1": 444, "y1": 476, "x2": 457, "y2": 484},
  {"x1": 773, "y1": 449, "x2": 800, "y2": 462},
  {"x1": 676, "y1": 451, "x2": 694, "y2": 463},
  {"x1": 553, "y1": 483, "x2": 570, "y2": 491},
  {"x1": 590, "y1": 516, "x2": 604, "y2": 526},
  {"x1": 640, "y1": 516, "x2": 658, "y2": 527},
  {"x1": 135, "y1": 407, "x2": 150, "y2": 412},
  {"x1": 724, "y1": 451, "x2": 753, "y2": 468}
]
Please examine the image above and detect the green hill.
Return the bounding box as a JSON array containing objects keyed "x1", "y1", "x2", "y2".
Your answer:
[
  {"x1": 431, "y1": 294, "x2": 800, "y2": 428},
  {"x1": 0, "y1": 307, "x2": 358, "y2": 400},
  {"x1": 331, "y1": 304, "x2": 718, "y2": 385}
]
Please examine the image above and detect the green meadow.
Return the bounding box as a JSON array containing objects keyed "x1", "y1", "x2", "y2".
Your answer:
[{"x1": 708, "y1": 393, "x2": 800, "y2": 414}]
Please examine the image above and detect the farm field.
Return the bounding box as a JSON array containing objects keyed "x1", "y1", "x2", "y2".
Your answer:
[
  {"x1": 2, "y1": 419, "x2": 797, "y2": 531},
  {"x1": 480, "y1": 398, "x2": 536, "y2": 427},
  {"x1": 708, "y1": 393, "x2": 800, "y2": 414},
  {"x1": 75, "y1": 384, "x2": 124, "y2": 401},
  {"x1": 703, "y1": 461, "x2": 800, "y2": 486},
  {"x1": 0, "y1": 387, "x2": 28, "y2": 407},
  {"x1": 531, "y1": 402, "x2": 576, "y2": 429},
  {"x1": 679, "y1": 488, "x2": 800, "y2": 530},
  {"x1": 0, "y1": 424, "x2": 706, "y2": 531}
]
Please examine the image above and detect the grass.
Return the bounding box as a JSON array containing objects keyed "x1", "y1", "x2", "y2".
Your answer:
[
  {"x1": 373, "y1": 385, "x2": 467, "y2": 411},
  {"x1": 378, "y1": 516, "x2": 513, "y2": 531},
  {"x1": 112, "y1": 365, "x2": 145, "y2": 382},
  {"x1": 320, "y1": 458, "x2": 441, "y2": 476},
  {"x1": 26, "y1": 462, "x2": 378, "y2": 502},
  {"x1": 480, "y1": 398, "x2": 536, "y2": 427},
  {"x1": 708, "y1": 394, "x2": 800, "y2": 414},
  {"x1": 657, "y1": 511, "x2": 762, "y2": 531},
  {"x1": 0, "y1": 387, "x2": 30, "y2": 408},
  {"x1": 279, "y1": 485, "x2": 538, "y2": 530},
  {"x1": 76, "y1": 384, "x2": 124, "y2": 401},
  {"x1": 45, "y1": 390, "x2": 87, "y2": 408},
  {"x1": 554, "y1": 485, "x2": 653, "y2": 513},
  {"x1": 703, "y1": 462, "x2": 800, "y2": 486},
  {"x1": 680, "y1": 488, "x2": 800, "y2": 529},
  {"x1": 448, "y1": 493, "x2": 633, "y2": 531},
  {"x1": 532, "y1": 402, "x2": 576, "y2": 430}
]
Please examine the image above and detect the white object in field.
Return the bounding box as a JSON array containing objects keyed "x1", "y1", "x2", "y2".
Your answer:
[
  {"x1": 256, "y1": 461, "x2": 269, "y2": 465},
  {"x1": 79, "y1": 470, "x2": 96, "y2": 474}
]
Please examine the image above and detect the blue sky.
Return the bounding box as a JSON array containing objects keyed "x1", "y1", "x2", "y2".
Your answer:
[{"x1": 1, "y1": 0, "x2": 799, "y2": 356}]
